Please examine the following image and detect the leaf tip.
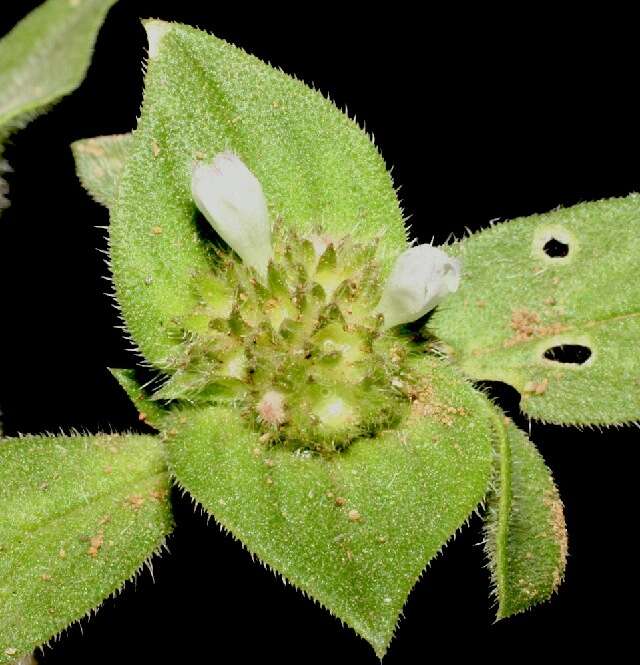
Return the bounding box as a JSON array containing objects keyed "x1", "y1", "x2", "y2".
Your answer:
[{"x1": 143, "y1": 19, "x2": 172, "y2": 59}]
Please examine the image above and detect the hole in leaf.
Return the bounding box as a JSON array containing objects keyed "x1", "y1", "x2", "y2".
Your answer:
[
  {"x1": 542, "y1": 237, "x2": 569, "y2": 258},
  {"x1": 543, "y1": 345, "x2": 591, "y2": 364}
]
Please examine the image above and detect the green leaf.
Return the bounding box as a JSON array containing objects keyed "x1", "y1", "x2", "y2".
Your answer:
[
  {"x1": 483, "y1": 410, "x2": 567, "y2": 618},
  {"x1": 166, "y1": 357, "x2": 493, "y2": 656},
  {"x1": 0, "y1": 0, "x2": 116, "y2": 213},
  {"x1": 109, "y1": 367, "x2": 168, "y2": 429},
  {"x1": 0, "y1": 0, "x2": 117, "y2": 135},
  {"x1": 72, "y1": 133, "x2": 132, "y2": 208},
  {"x1": 0, "y1": 433, "x2": 172, "y2": 661},
  {"x1": 429, "y1": 195, "x2": 640, "y2": 425},
  {"x1": 110, "y1": 20, "x2": 407, "y2": 366}
]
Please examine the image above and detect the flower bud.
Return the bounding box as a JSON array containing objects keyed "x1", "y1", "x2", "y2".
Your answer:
[
  {"x1": 376, "y1": 244, "x2": 461, "y2": 329},
  {"x1": 192, "y1": 152, "x2": 272, "y2": 278}
]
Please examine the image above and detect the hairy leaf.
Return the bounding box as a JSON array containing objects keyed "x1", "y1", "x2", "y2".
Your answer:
[
  {"x1": 72, "y1": 133, "x2": 132, "y2": 208},
  {"x1": 0, "y1": 434, "x2": 172, "y2": 661},
  {"x1": 0, "y1": 0, "x2": 116, "y2": 213},
  {"x1": 0, "y1": 0, "x2": 116, "y2": 134},
  {"x1": 429, "y1": 195, "x2": 640, "y2": 424},
  {"x1": 484, "y1": 410, "x2": 567, "y2": 618},
  {"x1": 167, "y1": 357, "x2": 493, "y2": 656},
  {"x1": 110, "y1": 20, "x2": 407, "y2": 366},
  {"x1": 109, "y1": 367, "x2": 168, "y2": 429}
]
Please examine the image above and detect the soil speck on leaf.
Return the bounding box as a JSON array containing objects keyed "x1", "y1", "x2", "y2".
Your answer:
[
  {"x1": 88, "y1": 531, "x2": 104, "y2": 558},
  {"x1": 504, "y1": 308, "x2": 568, "y2": 348},
  {"x1": 543, "y1": 489, "x2": 568, "y2": 588},
  {"x1": 127, "y1": 495, "x2": 146, "y2": 511},
  {"x1": 408, "y1": 380, "x2": 465, "y2": 426},
  {"x1": 149, "y1": 488, "x2": 168, "y2": 502},
  {"x1": 523, "y1": 378, "x2": 549, "y2": 395}
]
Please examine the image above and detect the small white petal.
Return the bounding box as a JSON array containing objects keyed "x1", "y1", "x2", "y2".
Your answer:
[
  {"x1": 376, "y1": 244, "x2": 461, "y2": 329},
  {"x1": 192, "y1": 152, "x2": 273, "y2": 278}
]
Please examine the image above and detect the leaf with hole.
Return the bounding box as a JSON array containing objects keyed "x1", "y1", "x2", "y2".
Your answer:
[
  {"x1": 109, "y1": 20, "x2": 407, "y2": 366},
  {"x1": 0, "y1": 434, "x2": 172, "y2": 662},
  {"x1": 429, "y1": 195, "x2": 640, "y2": 424},
  {"x1": 484, "y1": 410, "x2": 567, "y2": 619},
  {"x1": 166, "y1": 356, "x2": 494, "y2": 657}
]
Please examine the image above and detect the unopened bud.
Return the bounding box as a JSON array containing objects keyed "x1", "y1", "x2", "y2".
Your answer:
[
  {"x1": 192, "y1": 152, "x2": 272, "y2": 278},
  {"x1": 376, "y1": 244, "x2": 461, "y2": 329}
]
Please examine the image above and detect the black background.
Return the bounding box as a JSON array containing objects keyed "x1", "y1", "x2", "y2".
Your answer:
[{"x1": 0, "y1": 2, "x2": 636, "y2": 662}]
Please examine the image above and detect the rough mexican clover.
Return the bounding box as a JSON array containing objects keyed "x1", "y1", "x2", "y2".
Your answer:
[{"x1": 2, "y1": 4, "x2": 638, "y2": 662}]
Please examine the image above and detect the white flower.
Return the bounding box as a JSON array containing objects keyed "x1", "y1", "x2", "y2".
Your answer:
[
  {"x1": 192, "y1": 152, "x2": 273, "y2": 278},
  {"x1": 376, "y1": 244, "x2": 461, "y2": 329}
]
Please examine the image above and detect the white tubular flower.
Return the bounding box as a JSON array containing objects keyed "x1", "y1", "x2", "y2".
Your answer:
[
  {"x1": 376, "y1": 244, "x2": 461, "y2": 329},
  {"x1": 192, "y1": 152, "x2": 273, "y2": 279}
]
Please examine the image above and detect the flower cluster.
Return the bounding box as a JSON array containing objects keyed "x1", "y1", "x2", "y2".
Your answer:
[{"x1": 192, "y1": 152, "x2": 461, "y2": 328}]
